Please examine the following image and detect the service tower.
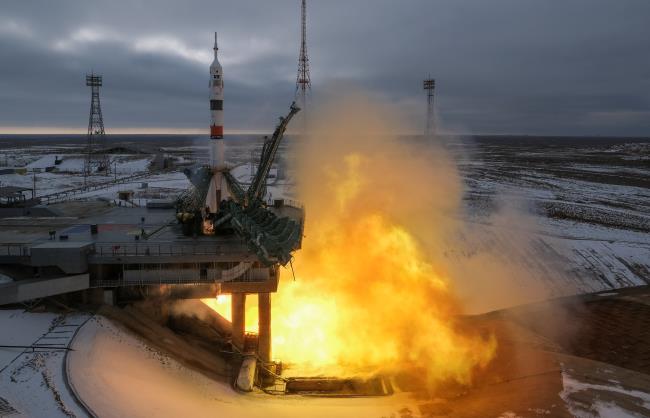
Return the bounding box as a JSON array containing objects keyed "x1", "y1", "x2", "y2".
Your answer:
[{"x1": 205, "y1": 32, "x2": 229, "y2": 215}]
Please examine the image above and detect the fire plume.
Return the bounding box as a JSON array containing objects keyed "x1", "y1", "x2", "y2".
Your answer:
[
  {"x1": 272, "y1": 93, "x2": 496, "y2": 386},
  {"x1": 206, "y1": 92, "x2": 497, "y2": 387}
]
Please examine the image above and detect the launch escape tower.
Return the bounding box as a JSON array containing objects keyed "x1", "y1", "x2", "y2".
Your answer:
[
  {"x1": 424, "y1": 78, "x2": 436, "y2": 138},
  {"x1": 295, "y1": 0, "x2": 311, "y2": 110},
  {"x1": 84, "y1": 73, "x2": 110, "y2": 181}
]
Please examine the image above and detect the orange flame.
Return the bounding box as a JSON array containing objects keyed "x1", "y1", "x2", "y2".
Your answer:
[
  {"x1": 269, "y1": 156, "x2": 495, "y2": 384},
  {"x1": 202, "y1": 294, "x2": 259, "y2": 333},
  {"x1": 205, "y1": 92, "x2": 497, "y2": 386}
]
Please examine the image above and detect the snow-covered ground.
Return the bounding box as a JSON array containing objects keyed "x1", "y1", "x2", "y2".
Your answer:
[
  {"x1": 0, "y1": 310, "x2": 92, "y2": 418},
  {"x1": 1, "y1": 154, "x2": 157, "y2": 201},
  {"x1": 560, "y1": 366, "x2": 650, "y2": 417},
  {"x1": 68, "y1": 316, "x2": 419, "y2": 418},
  {"x1": 1, "y1": 136, "x2": 649, "y2": 416},
  {"x1": 1, "y1": 137, "x2": 647, "y2": 307},
  {"x1": 451, "y1": 137, "x2": 650, "y2": 310}
]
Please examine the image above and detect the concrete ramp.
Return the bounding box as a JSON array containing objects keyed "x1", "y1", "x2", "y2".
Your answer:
[
  {"x1": 0, "y1": 274, "x2": 89, "y2": 305},
  {"x1": 31, "y1": 241, "x2": 94, "y2": 274}
]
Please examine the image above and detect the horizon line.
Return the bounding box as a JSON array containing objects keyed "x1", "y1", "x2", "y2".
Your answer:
[
  {"x1": 0, "y1": 127, "x2": 271, "y2": 135},
  {"x1": 0, "y1": 127, "x2": 647, "y2": 139}
]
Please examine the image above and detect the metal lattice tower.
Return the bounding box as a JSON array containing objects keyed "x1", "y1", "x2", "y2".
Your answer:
[
  {"x1": 295, "y1": 0, "x2": 311, "y2": 109},
  {"x1": 84, "y1": 73, "x2": 110, "y2": 181},
  {"x1": 423, "y1": 78, "x2": 436, "y2": 138}
]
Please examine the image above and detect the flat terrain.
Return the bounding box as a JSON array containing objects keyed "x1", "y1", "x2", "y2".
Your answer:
[
  {"x1": 449, "y1": 136, "x2": 650, "y2": 307},
  {"x1": 0, "y1": 134, "x2": 649, "y2": 417},
  {"x1": 1, "y1": 134, "x2": 649, "y2": 304},
  {"x1": 4, "y1": 286, "x2": 649, "y2": 417}
]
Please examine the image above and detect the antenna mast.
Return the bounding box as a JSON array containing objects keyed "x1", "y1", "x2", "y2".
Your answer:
[
  {"x1": 295, "y1": 0, "x2": 311, "y2": 109},
  {"x1": 84, "y1": 73, "x2": 110, "y2": 183},
  {"x1": 423, "y1": 78, "x2": 436, "y2": 138}
]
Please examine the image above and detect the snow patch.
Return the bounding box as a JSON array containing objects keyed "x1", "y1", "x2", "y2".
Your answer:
[
  {"x1": 0, "y1": 310, "x2": 92, "y2": 418},
  {"x1": 560, "y1": 368, "x2": 650, "y2": 417}
]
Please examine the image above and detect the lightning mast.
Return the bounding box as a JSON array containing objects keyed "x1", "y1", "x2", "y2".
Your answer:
[
  {"x1": 84, "y1": 73, "x2": 110, "y2": 182},
  {"x1": 423, "y1": 78, "x2": 436, "y2": 139},
  {"x1": 295, "y1": 0, "x2": 311, "y2": 111}
]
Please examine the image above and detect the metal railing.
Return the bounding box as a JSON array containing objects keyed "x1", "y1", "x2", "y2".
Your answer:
[
  {"x1": 0, "y1": 243, "x2": 30, "y2": 257},
  {"x1": 283, "y1": 199, "x2": 304, "y2": 209},
  {"x1": 39, "y1": 169, "x2": 177, "y2": 205},
  {"x1": 91, "y1": 278, "x2": 219, "y2": 287},
  {"x1": 93, "y1": 241, "x2": 249, "y2": 257}
]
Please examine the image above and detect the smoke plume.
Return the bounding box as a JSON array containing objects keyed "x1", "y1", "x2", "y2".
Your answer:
[{"x1": 270, "y1": 91, "x2": 496, "y2": 386}]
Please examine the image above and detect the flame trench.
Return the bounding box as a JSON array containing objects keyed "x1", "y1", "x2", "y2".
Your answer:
[
  {"x1": 206, "y1": 93, "x2": 497, "y2": 386},
  {"x1": 272, "y1": 161, "x2": 495, "y2": 384}
]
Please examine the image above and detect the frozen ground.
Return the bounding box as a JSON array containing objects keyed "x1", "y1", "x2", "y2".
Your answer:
[
  {"x1": 0, "y1": 134, "x2": 648, "y2": 303},
  {"x1": 0, "y1": 135, "x2": 648, "y2": 289},
  {"x1": 0, "y1": 309, "x2": 92, "y2": 417},
  {"x1": 0, "y1": 134, "x2": 649, "y2": 416},
  {"x1": 68, "y1": 315, "x2": 419, "y2": 418},
  {"x1": 444, "y1": 136, "x2": 650, "y2": 309},
  {"x1": 6, "y1": 289, "x2": 650, "y2": 417},
  {"x1": 560, "y1": 368, "x2": 650, "y2": 418}
]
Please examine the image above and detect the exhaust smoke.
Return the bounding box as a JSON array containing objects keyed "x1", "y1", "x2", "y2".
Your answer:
[{"x1": 268, "y1": 91, "x2": 496, "y2": 387}]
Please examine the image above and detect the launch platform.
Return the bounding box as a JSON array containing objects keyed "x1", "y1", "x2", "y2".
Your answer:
[
  {"x1": 0, "y1": 201, "x2": 303, "y2": 291},
  {"x1": 0, "y1": 199, "x2": 303, "y2": 361},
  {"x1": 0, "y1": 31, "x2": 305, "y2": 380}
]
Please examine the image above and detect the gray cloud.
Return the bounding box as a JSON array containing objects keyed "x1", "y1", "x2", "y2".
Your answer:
[{"x1": 0, "y1": 0, "x2": 649, "y2": 135}]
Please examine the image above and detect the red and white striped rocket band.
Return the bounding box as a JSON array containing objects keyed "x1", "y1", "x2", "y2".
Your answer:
[
  {"x1": 210, "y1": 124, "x2": 223, "y2": 138},
  {"x1": 210, "y1": 33, "x2": 223, "y2": 140}
]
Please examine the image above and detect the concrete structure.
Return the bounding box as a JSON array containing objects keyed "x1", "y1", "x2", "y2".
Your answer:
[
  {"x1": 0, "y1": 203, "x2": 302, "y2": 364},
  {"x1": 236, "y1": 355, "x2": 257, "y2": 392},
  {"x1": 0, "y1": 274, "x2": 89, "y2": 305},
  {"x1": 31, "y1": 241, "x2": 94, "y2": 274},
  {"x1": 0, "y1": 186, "x2": 32, "y2": 206},
  {"x1": 257, "y1": 292, "x2": 272, "y2": 362},
  {"x1": 231, "y1": 293, "x2": 246, "y2": 351}
]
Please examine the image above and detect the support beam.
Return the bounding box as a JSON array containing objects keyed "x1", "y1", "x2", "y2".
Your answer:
[
  {"x1": 231, "y1": 293, "x2": 246, "y2": 352},
  {"x1": 258, "y1": 292, "x2": 271, "y2": 362}
]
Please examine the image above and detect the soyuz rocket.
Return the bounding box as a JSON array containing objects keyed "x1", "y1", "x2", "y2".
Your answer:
[{"x1": 205, "y1": 32, "x2": 229, "y2": 214}]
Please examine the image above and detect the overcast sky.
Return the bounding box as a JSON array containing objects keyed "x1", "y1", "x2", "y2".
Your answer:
[{"x1": 0, "y1": 0, "x2": 649, "y2": 136}]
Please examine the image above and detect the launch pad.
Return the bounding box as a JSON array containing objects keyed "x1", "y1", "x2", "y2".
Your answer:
[
  {"x1": 0, "y1": 31, "x2": 308, "y2": 395},
  {"x1": 0, "y1": 195, "x2": 304, "y2": 364}
]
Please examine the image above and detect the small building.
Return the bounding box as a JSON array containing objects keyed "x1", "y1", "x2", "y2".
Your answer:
[
  {"x1": 0, "y1": 186, "x2": 32, "y2": 206},
  {"x1": 118, "y1": 190, "x2": 134, "y2": 201},
  {"x1": 152, "y1": 150, "x2": 174, "y2": 170}
]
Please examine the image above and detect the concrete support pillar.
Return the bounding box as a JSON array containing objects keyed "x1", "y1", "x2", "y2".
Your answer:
[
  {"x1": 103, "y1": 289, "x2": 115, "y2": 306},
  {"x1": 83, "y1": 288, "x2": 104, "y2": 306},
  {"x1": 231, "y1": 293, "x2": 246, "y2": 352},
  {"x1": 258, "y1": 292, "x2": 271, "y2": 363}
]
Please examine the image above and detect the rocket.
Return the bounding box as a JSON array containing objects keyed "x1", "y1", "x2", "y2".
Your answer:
[
  {"x1": 205, "y1": 32, "x2": 229, "y2": 215},
  {"x1": 210, "y1": 32, "x2": 224, "y2": 145}
]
